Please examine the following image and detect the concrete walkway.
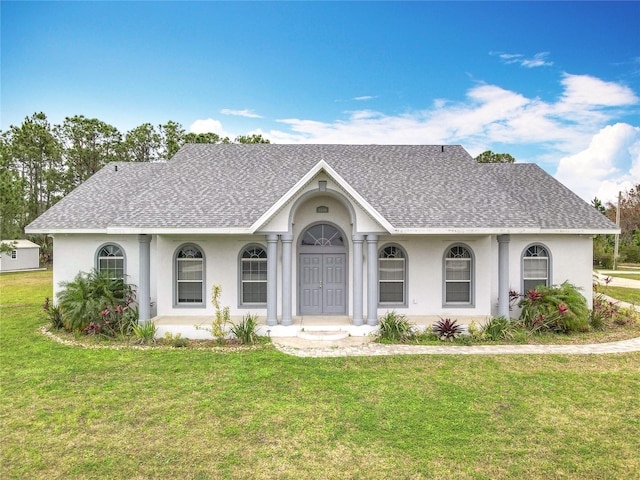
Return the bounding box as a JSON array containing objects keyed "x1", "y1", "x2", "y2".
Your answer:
[
  {"x1": 272, "y1": 336, "x2": 640, "y2": 357},
  {"x1": 274, "y1": 271, "x2": 640, "y2": 357}
]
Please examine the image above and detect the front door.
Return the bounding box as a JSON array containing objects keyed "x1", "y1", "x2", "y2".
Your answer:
[{"x1": 299, "y1": 253, "x2": 346, "y2": 315}]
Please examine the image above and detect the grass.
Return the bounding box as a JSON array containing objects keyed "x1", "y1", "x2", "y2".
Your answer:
[
  {"x1": 600, "y1": 286, "x2": 640, "y2": 304},
  {"x1": 604, "y1": 273, "x2": 640, "y2": 281},
  {"x1": 2, "y1": 271, "x2": 640, "y2": 479}
]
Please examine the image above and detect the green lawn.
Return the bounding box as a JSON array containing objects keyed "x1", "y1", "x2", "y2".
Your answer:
[
  {"x1": 604, "y1": 273, "x2": 640, "y2": 282},
  {"x1": 600, "y1": 286, "x2": 640, "y2": 304},
  {"x1": 2, "y1": 271, "x2": 640, "y2": 479}
]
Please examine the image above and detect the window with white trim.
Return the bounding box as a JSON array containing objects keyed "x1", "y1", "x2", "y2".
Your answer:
[
  {"x1": 97, "y1": 244, "x2": 125, "y2": 279},
  {"x1": 444, "y1": 245, "x2": 473, "y2": 305},
  {"x1": 240, "y1": 245, "x2": 267, "y2": 305},
  {"x1": 175, "y1": 244, "x2": 204, "y2": 305},
  {"x1": 523, "y1": 244, "x2": 550, "y2": 292},
  {"x1": 378, "y1": 245, "x2": 406, "y2": 305}
]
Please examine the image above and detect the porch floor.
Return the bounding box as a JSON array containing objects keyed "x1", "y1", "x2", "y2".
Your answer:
[{"x1": 152, "y1": 314, "x2": 488, "y2": 339}]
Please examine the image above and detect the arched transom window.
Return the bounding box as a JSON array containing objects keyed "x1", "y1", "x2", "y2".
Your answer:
[
  {"x1": 444, "y1": 245, "x2": 473, "y2": 305},
  {"x1": 379, "y1": 245, "x2": 406, "y2": 305},
  {"x1": 300, "y1": 224, "x2": 345, "y2": 246},
  {"x1": 240, "y1": 245, "x2": 267, "y2": 305},
  {"x1": 175, "y1": 244, "x2": 204, "y2": 305},
  {"x1": 523, "y1": 244, "x2": 550, "y2": 292},
  {"x1": 97, "y1": 244, "x2": 125, "y2": 279}
]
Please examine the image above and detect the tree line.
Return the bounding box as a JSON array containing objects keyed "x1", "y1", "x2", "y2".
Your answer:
[
  {"x1": 592, "y1": 186, "x2": 640, "y2": 267},
  {"x1": 0, "y1": 112, "x2": 269, "y2": 251}
]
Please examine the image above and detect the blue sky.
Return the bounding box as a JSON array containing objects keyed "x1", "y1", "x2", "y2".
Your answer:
[{"x1": 2, "y1": 1, "x2": 639, "y2": 202}]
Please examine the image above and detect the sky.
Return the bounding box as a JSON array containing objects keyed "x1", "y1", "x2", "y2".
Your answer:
[{"x1": 2, "y1": 1, "x2": 639, "y2": 203}]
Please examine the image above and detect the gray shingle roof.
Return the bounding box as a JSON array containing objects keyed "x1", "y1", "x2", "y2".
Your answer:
[{"x1": 26, "y1": 144, "x2": 618, "y2": 233}]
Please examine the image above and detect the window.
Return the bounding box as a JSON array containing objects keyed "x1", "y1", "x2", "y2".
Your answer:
[
  {"x1": 301, "y1": 223, "x2": 344, "y2": 246},
  {"x1": 96, "y1": 244, "x2": 125, "y2": 279},
  {"x1": 444, "y1": 245, "x2": 473, "y2": 305},
  {"x1": 240, "y1": 245, "x2": 267, "y2": 305},
  {"x1": 175, "y1": 244, "x2": 204, "y2": 305},
  {"x1": 379, "y1": 245, "x2": 406, "y2": 305},
  {"x1": 11, "y1": 250, "x2": 17, "y2": 259},
  {"x1": 523, "y1": 244, "x2": 550, "y2": 292}
]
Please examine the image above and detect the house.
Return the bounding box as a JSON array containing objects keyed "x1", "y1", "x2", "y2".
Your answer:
[
  {"x1": 0, "y1": 239, "x2": 41, "y2": 272},
  {"x1": 25, "y1": 144, "x2": 618, "y2": 337}
]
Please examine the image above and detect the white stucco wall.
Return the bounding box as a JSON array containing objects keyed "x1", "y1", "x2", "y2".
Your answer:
[{"x1": 51, "y1": 234, "x2": 157, "y2": 315}]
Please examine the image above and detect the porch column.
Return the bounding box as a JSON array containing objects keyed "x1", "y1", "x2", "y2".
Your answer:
[
  {"x1": 352, "y1": 235, "x2": 364, "y2": 326},
  {"x1": 138, "y1": 234, "x2": 151, "y2": 323},
  {"x1": 281, "y1": 234, "x2": 293, "y2": 326},
  {"x1": 497, "y1": 234, "x2": 510, "y2": 319},
  {"x1": 266, "y1": 234, "x2": 278, "y2": 326},
  {"x1": 366, "y1": 234, "x2": 379, "y2": 325}
]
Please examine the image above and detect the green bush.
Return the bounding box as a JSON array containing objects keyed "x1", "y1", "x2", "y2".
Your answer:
[
  {"x1": 519, "y1": 282, "x2": 589, "y2": 333},
  {"x1": 376, "y1": 311, "x2": 415, "y2": 343},
  {"x1": 230, "y1": 313, "x2": 258, "y2": 345},
  {"x1": 619, "y1": 243, "x2": 640, "y2": 264},
  {"x1": 56, "y1": 269, "x2": 136, "y2": 334},
  {"x1": 481, "y1": 316, "x2": 513, "y2": 341},
  {"x1": 132, "y1": 320, "x2": 157, "y2": 344}
]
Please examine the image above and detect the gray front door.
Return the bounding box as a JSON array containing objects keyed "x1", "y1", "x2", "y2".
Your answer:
[{"x1": 300, "y1": 253, "x2": 346, "y2": 315}]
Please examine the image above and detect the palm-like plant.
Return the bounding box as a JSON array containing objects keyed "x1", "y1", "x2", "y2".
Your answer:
[
  {"x1": 57, "y1": 269, "x2": 135, "y2": 332},
  {"x1": 519, "y1": 281, "x2": 589, "y2": 333}
]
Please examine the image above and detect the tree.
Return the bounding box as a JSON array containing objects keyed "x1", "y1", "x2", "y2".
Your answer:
[
  {"x1": 591, "y1": 197, "x2": 606, "y2": 214},
  {"x1": 2, "y1": 113, "x2": 63, "y2": 232},
  {"x1": 606, "y1": 184, "x2": 640, "y2": 244},
  {"x1": 55, "y1": 115, "x2": 124, "y2": 192},
  {"x1": 123, "y1": 123, "x2": 161, "y2": 162},
  {"x1": 183, "y1": 132, "x2": 230, "y2": 144},
  {"x1": 158, "y1": 120, "x2": 186, "y2": 160},
  {"x1": 475, "y1": 150, "x2": 515, "y2": 164},
  {"x1": 234, "y1": 133, "x2": 270, "y2": 144}
]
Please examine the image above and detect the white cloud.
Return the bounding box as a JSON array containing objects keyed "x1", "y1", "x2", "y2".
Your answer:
[
  {"x1": 189, "y1": 118, "x2": 234, "y2": 138},
  {"x1": 558, "y1": 73, "x2": 639, "y2": 107},
  {"x1": 555, "y1": 123, "x2": 640, "y2": 203},
  {"x1": 220, "y1": 109, "x2": 262, "y2": 118},
  {"x1": 492, "y1": 51, "x2": 553, "y2": 68},
  {"x1": 353, "y1": 95, "x2": 376, "y2": 101}
]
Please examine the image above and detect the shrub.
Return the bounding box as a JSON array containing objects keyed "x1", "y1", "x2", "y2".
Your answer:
[
  {"x1": 519, "y1": 282, "x2": 589, "y2": 333},
  {"x1": 132, "y1": 320, "x2": 157, "y2": 344},
  {"x1": 376, "y1": 311, "x2": 415, "y2": 342},
  {"x1": 57, "y1": 269, "x2": 136, "y2": 333},
  {"x1": 432, "y1": 318, "x2": 464, "y2": 341},
  {"x1": 42, "y1": 297, "x2": 64, "y2": 330},
  {"x1": 481, "y1": 316, "x2": 513, "y2": 341},
  {"x1": 230, "y1": 313, "x2": 258, "y2": 345},
  {"x1": 164, "y1": 332, "x2": 189, "y2": 348}
]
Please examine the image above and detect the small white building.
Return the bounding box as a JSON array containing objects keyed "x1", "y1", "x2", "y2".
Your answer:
[
  {"x1": 25, "y1": 144, "x2": 618, "y2": 337},
  {"x1": 0, "y1": 239, "x2": 40, "y2": 272}
]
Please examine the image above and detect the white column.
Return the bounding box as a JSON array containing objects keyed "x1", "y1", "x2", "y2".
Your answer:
[
  {"x1": 497, "y1": 234, "x2": 510, "y2": 319},
  {"x1": 281, "y1": 234, "x2": 293, "y2": 326},
  {"x1": 138, "y1": 234, "x2": 152, "y2": 323},
  {"x1": 352, "y1": 235, "x2": 364, "y2": 326},
  {"x1": 366, "y1": 234, "x2": 379, "y2": 325},
  {"x1": 266, "y1": 234, "x2": 278, "y2": 326}
]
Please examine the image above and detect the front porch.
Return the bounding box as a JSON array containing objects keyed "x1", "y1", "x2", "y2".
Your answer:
[{"x1": 152, "y1": 315, "x2": 487, "y2": 339}]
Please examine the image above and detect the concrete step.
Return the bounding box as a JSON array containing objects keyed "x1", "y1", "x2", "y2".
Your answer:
[{"x1": 297, "y1": 330, "x2": 350, "y2": 341}]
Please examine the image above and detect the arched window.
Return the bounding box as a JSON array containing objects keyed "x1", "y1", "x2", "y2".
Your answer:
[
  {"x1": 522, "y1": 244, "x2": 550, "y2": 292},
  {"x1": 240, "y1": 245, "x2": 267, "y2": 305},
  {"x1": 96, "y1": 244, "x2": 125, "y2": 279},
  {"x1": 378, "y1": 245, "x2": 407, "y2": 305},
  {"x1": 175, "y1": 244, "x2": 204, "y2": 306},
  {"x1": 444, "y1": 244, "x2": 473, "y2": 305},
  {"x1": 300, "y1": 223, "x2": 345, "y2": 246}
]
